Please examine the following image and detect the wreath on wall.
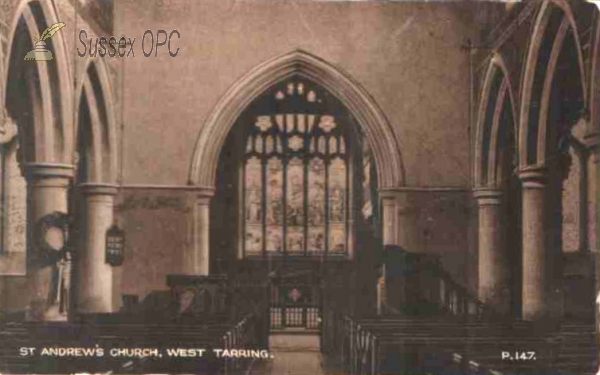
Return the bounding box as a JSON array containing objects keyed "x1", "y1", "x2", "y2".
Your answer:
[{"x1": 31, "y1": 211, "x2": 70, "y2": 268}]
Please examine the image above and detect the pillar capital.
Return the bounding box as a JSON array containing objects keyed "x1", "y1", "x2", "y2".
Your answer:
[
  {"x1": 378, "y1": 188, "x2": 399, "y2": 201},
  {"x1": 518, "y1": 165, "x2": 547, "y2": 188},
  {"x1": 24, "y1": 162, "x2": 74, "y2": 181},
  {"x1": 473, "y1": 188, "x2": 503, "y2": 206},
  {"x1": 194, "y1": 186, "x2": 215, "y2": 205},
  {"x1": 380, "y1": 196, "x2": 397, "y2": 206},
  {"x1": 78, "y1": 183, "x2": 119, "y2": 196}
]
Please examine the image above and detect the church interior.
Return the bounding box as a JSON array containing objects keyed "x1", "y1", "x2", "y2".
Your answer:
[{"x1": 0, "y1": 0, "x2": 599, "y2": 374}]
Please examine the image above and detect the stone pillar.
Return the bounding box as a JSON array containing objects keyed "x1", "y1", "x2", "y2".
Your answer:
[
  {"x1": 380, "y1": 189, "x2": 420, "y2": 251},
  {"x1": 474, "y1": 188, "x2": 509, "y2": 313},
  {"x1": 376, "y1": 271, "x2": 386, "y2": 314},
  {"x1": 380, "y1": 194, "x2": 397, "y2": 245},
  {"x1": 518, "y1": 166, "x2": 548, "y2": 320},
  {"x1": 584, "y1": 130, "x2": 600, "y2": 338},
  {"x1": 187, "y1": 189, "x2": 213, "y2": 276},
  {"x1": 377, "y1": 189, "x2": 422, "y2": 313},
  {"x1": 76, "y1": 183, "x2": 118, "y2": 313},
  {"x1": 24, "y1": 162, "x2": 73, "y2": 321},
  {"x1": 377, "y1": 192, "x2": 396, "y2": 313},
  {"x1": 395, "y1": 191, "x2": 420, "y2": 251},
  {"x1": 583, "y1": 131, "x2": 598, "y2": 253}
]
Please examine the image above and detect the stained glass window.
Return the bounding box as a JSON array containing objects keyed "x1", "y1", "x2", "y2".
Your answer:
[{"x1": 242, "y1": 80, "x2": 350, "y2": 257}]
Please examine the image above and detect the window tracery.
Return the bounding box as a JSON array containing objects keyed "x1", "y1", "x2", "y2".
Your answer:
[{"x1": 242, "y1": 80, "x2": 349, "y2": 257}]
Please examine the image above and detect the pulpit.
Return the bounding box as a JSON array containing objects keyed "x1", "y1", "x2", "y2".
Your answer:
[{"x1": 382, "y1": 245, "x2": 440, "y2": 315}]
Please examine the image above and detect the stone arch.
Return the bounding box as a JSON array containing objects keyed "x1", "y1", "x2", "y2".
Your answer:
[
  {"x1": 188, "y1": 49, "x2": 405, "y2": 191},
  {"x1": 75, "y1": 58, "x2": 118, "y2": 184},
  {"x1": 475, "y1": 54, "x2": 517, "y2": 188},
  {"x1": 3, "y1": 0, "x2": 73, "y2": 165},
  {"x1": 474, "y1": 54, "x2": 521, "y2": 316},
  {"x1": 72, "y1": 60, "x2": 119, "y2": 314},
  {"x1": 518, "y1": 0, "x2": 587, "y2": 168},
  {"x1": 1, "y1": 0, "x2": 74, "y2": 318},
  {"x1": 516, "y1": 0, "x2": 589, "y2": 320}
]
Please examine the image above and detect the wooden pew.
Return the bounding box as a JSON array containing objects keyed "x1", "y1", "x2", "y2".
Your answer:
[{"x1": 322, "y1": 312, "x2": 574, "y2": 375}]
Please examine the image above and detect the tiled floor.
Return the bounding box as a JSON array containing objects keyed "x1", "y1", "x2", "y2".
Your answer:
[{"x1": 250, "y1": 334, "x2": 335, "y2": 375}]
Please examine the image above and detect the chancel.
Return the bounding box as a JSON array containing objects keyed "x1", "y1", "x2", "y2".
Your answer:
[{"x1": 0, "y1": 0, "x2": 599, "y2": 374}]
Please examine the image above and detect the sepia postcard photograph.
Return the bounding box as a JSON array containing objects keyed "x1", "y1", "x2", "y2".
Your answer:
[{"x1": 0, "y1": 0, "x2": 599, "y2": 374}]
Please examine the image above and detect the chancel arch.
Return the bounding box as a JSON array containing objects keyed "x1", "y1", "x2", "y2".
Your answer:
[
  {"x1": 187, "y1": 50, "x2": 404, "y2": 276},
  {"x1": 214, "y1": 79, "x2": 369, "y2": 261},
  {"x1": 189, "y1": 49, "x2": 404, "y2": 190},
  {"x1": 210, "y1": 76, "x2": 381, "y2": 322}
]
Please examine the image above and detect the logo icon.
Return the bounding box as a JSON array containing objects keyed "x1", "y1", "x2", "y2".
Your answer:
[{"x1": 24, "y1": 22, "x2": 65, "y2": 61}]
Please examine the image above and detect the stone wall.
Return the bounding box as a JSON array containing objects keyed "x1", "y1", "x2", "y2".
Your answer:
[
  {"x1": 112, "y1": 0, "x2": 484, "y2": 300},
  {"x1": 116, "y1": 0, "x2": 478, "y2": 187}
]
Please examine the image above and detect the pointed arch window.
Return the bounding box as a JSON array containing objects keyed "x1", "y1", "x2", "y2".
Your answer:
[{"x1": 242, "y1": 80, "x2": 350, "y2": 258}]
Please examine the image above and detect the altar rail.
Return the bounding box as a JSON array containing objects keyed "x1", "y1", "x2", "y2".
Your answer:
[{"x1": 270, "y1": 306, "x2": 320, "y2": 330}]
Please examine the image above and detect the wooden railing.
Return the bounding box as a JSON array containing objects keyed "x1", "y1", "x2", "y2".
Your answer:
[
  {"x1": 321, "y1": 308, "x2": 376, "y2": 375},
  {"x1": 427, "y1": 262, "x2": 497, "y2": 320},
  {"x1": 382, "y1": 246, "x2": 497, "y2": 321},
  {"x1": 118, "y1": 312, "x2": 266, "y2": 375},
  {"x1": 221, "y1": 312, "x2": 267, "y2": 375}
]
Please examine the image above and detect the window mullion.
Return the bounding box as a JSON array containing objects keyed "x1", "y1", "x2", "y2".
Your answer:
[
  {"x1": 242, "y1": 157, "x2": 247, "y2": 258},
  {"x1": 324, "y1": 143, "x2": 330, "y2": 256},
  {"x1": 282, "y1": 115, "x2": 288, "y2": 258},
  {"x1": 261, "y1": 148, "x2": 267, "y2": 258},
  {"x1": 303, "y1": 127, "x2": 309, "y2": 257},
  {"x1": 346, "y1": 137, "x2": 351, "y2": 256},
  {"x1": 241, "y1": 81, "x2": 355, "y2": 261}
]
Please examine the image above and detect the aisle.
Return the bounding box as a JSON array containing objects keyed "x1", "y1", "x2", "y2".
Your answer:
[{"x1": 249, "y1": 334, "x2": 327, "y2": 375}]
